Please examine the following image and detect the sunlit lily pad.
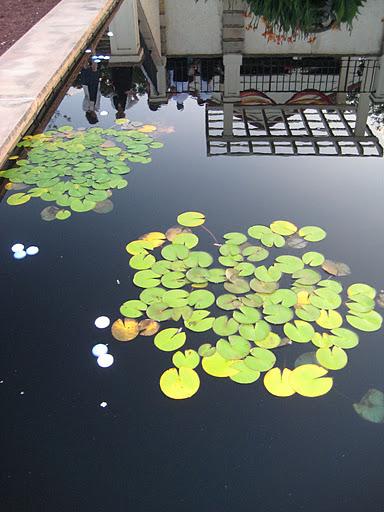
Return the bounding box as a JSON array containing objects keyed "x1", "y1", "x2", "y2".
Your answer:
[
  {"x1": 289, "y1": 364, "x2": 333, "y2": 397},
  {"x1": 154, "y1": 328, "x2": 186, "y2": 351},
  {"x1": 233, "y1": 306, "x2": 261, "y2": 324},
  {"x1": 213, "y1": 316, "x2": 239, "y2": 336},
  {"x1": 185, "y1": 310, "x2": 214, "y2": 332},
  {"x1": 242, "y1": 245, "x2": 269, "y2": 262},
  {"x1": 275, "y1": 255, "x2": 304, "y2": 274},
  {"x1": 263, "y1": 304, "x2": 293, "y2": 324},
  {"x1": 347, "y1": 283, "x2": 376, "y2": 300},
  {"x1": 133, "y1": 270, "x2": 161, "y2": 288},
  {"x1": 245, "y1": 347, "x2": 276, "y2": 372},
  {"x1": 264, "y1": 368, "x2": 295, "y2": 397},
  {"x1": 216, "y1": 336, "x2": 250, "y2": 360},
  {"x1": 230, "y1": 361, "x2": 260, "y2": 384},
  {"x1": 202, "y1": 352, "x2": 238, "y2": 377},
  {"x1": 138, "y1": 319, "x2": 160, "y2": 336},
  {"x1": 160, "y1": 367, "x2": 200, "y2": 399},
  {"x1": 111, "y1": 318, "x2": 139, "y2": 341},
  {"x1": 177, "y1": 211, "x2": 205, "y2": 227},
  {"x1": 188, "y1": 289, "x2": 215, "y2": 309},
  {"x1": 284, "y1": 320, "x2": 315, "y2": 343},
  {"x1": 224, "y1": 232, "x2": 247, "y2": 245},
  {"x1": 120, "y1": 299, "x2": 147, "y2": 318},
  {"x1": 346, "y1": 310, "x2": 382, "y2": 332},
  {"x1": 316, "y1": 346, "x2": 348, "y2": 370},
  {"x1": 316, "y1": 310, "x2": 343, "y2": 329},
  {"x1": 270, "y1": 220, "x2": 297, "y2": 236},
  {"x1": 172, "y1": 349, "x2": 200, "y2": 369},
  {"x1": 7, "y1": 193, "x2": 31, "y2": 205},
  {"x1": 298, "y1": 226, "x2": 326, "y2": 242},
  {"x1": 172, "y1": 232, "x2": 199, "y2": 249}
]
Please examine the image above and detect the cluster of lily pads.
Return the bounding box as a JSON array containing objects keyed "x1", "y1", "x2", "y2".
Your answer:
[
  {"x1": 1, "y1": 123, "x2": 163, "y2": 220},
  {"x1": 110, "y1": 211, "x2": 383, "y2": 402}
]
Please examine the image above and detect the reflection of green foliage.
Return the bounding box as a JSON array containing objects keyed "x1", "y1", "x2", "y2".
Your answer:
[
  {"x1": 111, "y1": 212, "x2": 382, "y2": 400},
  {"x1": 1, "y1": 124, "x2": 163, "y2": 220}
]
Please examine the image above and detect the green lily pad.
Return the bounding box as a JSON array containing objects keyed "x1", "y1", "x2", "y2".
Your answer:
[
  {"x1": 223, "y1": 232, "x2": 247, "y2": 245},
  {"x1": 347, "y1": 283, "x2": 376, "y2": 300},
  {"x1": 254, "y1": 265, "x2": 282, "y2": 283},
  {"x1": 161, "y1": 244, "x2": 189, "y2": 261},
  {"x1": 330, "y1": 328, "x2": 359, "y2": 349},
  {"x1": 161, "y1": 271, "x2": 187, "y2": 289},
  {"x1": 295, "y1": 304, "x2": 321, "y2": 322},
  {"x1": 177, "y1": 211, "x2": 205, "y2": 227},
  {"x1": 133, "y1": 270, "x2": 161, "y2": 288},
  {"x1": 198, "y1": 343, "x2": 216, "y2": 357},
  {"x1": 270, "y1": 220, "x2": 297, "y2": 236},
  {"x1": 267, "y1": 289, "x2": 297, "y2": 307},
  {"x1": 185, "y1": 310, "x2": 214, "y2": 332},
  {"x1": 188, "y1": 289, "x2": 215, "y2": 309},
  {"x1": 202, "y1": 352, "x2": 238, "y2": 377},
  {"x1": 129, "y1": 253, "x2": 156, "y2": 270},
  {"x1": 353, "y1": 389, "x2": 384, "y2": 423},
  {"x1": 7, "y1": 192, "x2": 31, "y2": 205},
  {"x1": 242, "y1": 245, "x2": 269, "y2": 262},
  {"x1": 284, "y1": 320, "x2": 315, "y2": 343},
  {"x1": 229, "y1": 361, "x2": 260, "y2": 384},
  {"x1": 309, "y1": 288, "x2": 342, "y2": 310},
  {"x1": 216, "y1": 294, "x2": 242, "y2": 311},
  {"x1": 163, "y1": 290, "x2": 189, "y2": 308},
  {"x1": 184, "y1": 251, "x2": 213, "y2": 268},
  {"x1": 216, "y1": 336, "x2": 251, "y2": 360},
  {"x1": 70, "y1": 198, "x2": 96, "y2": 212},
  {"x1": 120, "y1": 299, "x2": 147, "y2": 318},
  {"x1": 316, "y1": 346, "x2": 348, "y2": 370},
  {"x1": 316, "y1": 310, "x2": 343, "y2": 329},
  {"x1": 298, "y1": 226, "x2": 326, "y2": 242},
  {"x1": 55, "y1": 209, "x2": 71, "y2": 220},
  {"x1": 256, "y1": 332, "x2": 281, "y2": 349},
  {"x1": 172, "y1": 349, "x2": 200, "y2": 369},
  {"x1": 245, "y1": 347, "x2": 276, "y2": 372},
  {"x1": 233, "y1": 306, "x2": 261, "y2": 324},
  {"x1": 234, "y1": 262, "x2": 255, "y2": 277},
  {"x1": 172, "y1": 232, "x2": 199, "y2": 249},
  {"x1": 160, "y1": 367, "x2": 200, "y2": 399},
  {"x1": 154, "y1": 328, "x2": 186, "y2": 351},
  {"x1": 224, "y1": 278, "x2": 250, "y2": 294},
  {"x1": 302, "y1": 251, "x2": 325, "y2": 267},
  {"x1": 289, "y1": 364, "x2": 333, "y2": 397},
  {"x1": 263, "y1": 304, "x2": 293, "y2": 324},
  {"x1": 146, "y1": 302, "x2": 172, "y2": 321},
  {"x1": 213, "y1": 316, "x2": 239, "y2": 336},
  {"x1": 293, "y1": 269, "x2": 322, "y2": 285},
  {"x1": 139, "y1": 287, "x2": 166, "y2": 305},
  {"x1": 239, "y1": 320, "x2": 270, "y2": 342},
  {"x1": 346, "y1": 310, "x2": 382, "y2": 332},
  {"x1": 275, "y1": 255, "x2": 304, "y2": 274}
]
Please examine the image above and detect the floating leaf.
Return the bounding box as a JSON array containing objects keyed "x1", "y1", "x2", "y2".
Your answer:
[
  {"x1": 185, "y1": 310, "x2": 214, "y2": 332},
  {"x1": 202, "y1": 352, "x2": 238, "y2": 377},
  {"x1": 139, "y1": 232, "x2": 166, "y2": 248},
  {"x1": 198, "y1": 343, "x2": 216, "y2": 357},
  {"x1": 230, "y1": 361, "x2": 260, "y2": 384},
  {"x1": 154, "y1": 328, "x2": 186, "y2": 351},
  {"x1": 311, "y1": 332, "x2": 334, "y2": 348},
  {"x1": 263, "y1": 304, "x2": 293, "y2": 324},
  {"x1": 316, "y1": 310, "x2": 343, "y2": 329},
  {"x1": 275, "y1": 255, "x2": 304, "y2": 274},
  {"x1": 239, "y1": 321, "x2": 270, "y2": 342},
  {"x1": 161, "y1": 271, "x2": 187, "y2": 289},
  {"x1": 160, "y1": 367, "x2": 200, "y2": 400},
  {"x1": 293, "y1": 269, "x2": 321, "y2": 285},
  {"x1": 41, "y1": 205, "x2": 60, "y2": 221},
  {"x1": 284, "y1": 320, "x2": 315, "y2": 343},
  {"x1": 216, "y1": 294, "x2": 242, "y2": 311},
  {"x1": 322, "y1": 260, "x2": 351, "y2": 277},
  {"x1": 346, "y1": 310, "x2": 382, "y2": 332},
  {"x1": 316, "y1": 346, "x2": 348, "y2": 370},
  {"x1": 140, "y1": 287, "x2": 166, "y2": 305},
  {"x1": 353, "y1": 389, "x2": 384, "y2": 423},
  {"x1": 216, "y1": 336, "x2": 250, "y2": 360},
  {"x1": 7, "y1": 193, "x2": 31, "y2": 205},
  {"x1": 270, "y1": 220, "x2": 297, "y2": 236},
  {"x1": 224, "y1": 278, "x2": 250, "y2": 294},
  {"x1": 347, "y1": 283, "x2": 376, "y2": 300},
  {"x1": 286, "y1": 234, "x2": 308, "y2": 249},
  {"x1": 223, "y1": 232, "x2": 247, "y2": 245},
  {"x1": 129, "y1": 253, "x2": 156, "y2": 270},
  {"x1": 245, "y1": 347, "x2": 276, "y2": 372},
  {"x1": 172, "y1": 233, "x2": 199, "y2": 249},
  {"x1": 242, "y1": 245, "x2": 269, "y2": 262},
  {"x1": 289, "y1": 364, "x2": 333, "y2": 397},
  {"x1": 298, "y1": 226, "x2": 326, "y2": 242},
  {"x1": 264, "y1": 368, "x2": 295, "y2": 397},
  {"x1": 133, "y1": 270, "x2": 161, "y2": 288},
  {"x1": 138, "y1": 319, "x2": 160, "y2": 336},
  {"x1": 330, "y1": 328, "x2": 359, "y2": 349},
  {"x1": 172, "y1": 350, "x2": 200, "y2": 369},
  {"x1": 56, "y1": 209, "x2": 71, "y2": 220},
  {"x1": 233, "y1": 306, "x2": 261, "y2": 324},
  {"x1": 177, "y1": 211, "x2": 205, "y2": 227},
  {"x1": 213, "y1": 316, "x2": 239, "y2": 336},
  {"x1": 120, "y1": 299, "x2": 147, "y2": 318},
  {"x1": 309, "y1": 288, "x2": 341, "y2": 310},
  {"x1": 161, "y1": 244, "x2": 189, "y2": 261},
  {"x1": 111, "y1": 318, "x2": 139, "y2": 341},
  {"x1": 248, "y1": 225, "x2": 270, "y2": 239},
  {"x1": 165, "y1": 226, "x2": 191, "y2": 241},
  {"x1": 185, "y1": 251, "x2": 213, "y2": 268},
  {"x1": 188, "y1": 289, "x2": 215, "y2": 309},
  {"x1": 163, "y1": 290, "x2": 189, "y2": 308},
  {"x1": 254, "y1": 265, "x2": 282, "y2": 283},
  {"x1": 256, "y1": 332, "x2": 281, "y2": 349},
  {"x1": 295, "y1": 304, "x2": 321, "y2": 322}
]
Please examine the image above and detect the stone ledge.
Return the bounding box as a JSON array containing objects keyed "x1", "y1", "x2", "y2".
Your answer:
[{"x1": 0, "y1": 0, "x2": 119, "y2": 168}]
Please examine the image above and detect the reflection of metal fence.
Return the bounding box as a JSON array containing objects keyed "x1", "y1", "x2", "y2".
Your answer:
[
  {"x1": 206, "y1": 105, "x2": 383, "y2": 157},
  {"x1": 241, "y1": 56, "x2": 379, "y2": 93},
  {"x1": 167, "y1": 58, "x2": 223, "y2": 93}
]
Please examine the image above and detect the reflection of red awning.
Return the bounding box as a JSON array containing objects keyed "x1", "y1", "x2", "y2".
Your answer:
[{"x1": 240, "y1": 89, "x2": 333, "y2": 106}]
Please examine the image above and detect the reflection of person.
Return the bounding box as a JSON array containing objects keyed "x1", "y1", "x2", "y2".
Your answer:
[
  {"x1": 80, "y1": 61, "x2": 101, "y2": 124},
  {"x1": 168, "y1": 58, "x2": 196, "y2": 111},
  {"x1": 110, "y1": 67, "x2": 139, "y2": 119}
]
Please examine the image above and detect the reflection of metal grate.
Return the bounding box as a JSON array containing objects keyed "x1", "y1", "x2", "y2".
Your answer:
[
  {"x1": 240, "y1": 56, "x2": 379, "y2": 94},
  {"x1": 206, "y1": 105, "x2": 383, "y2": 157}
]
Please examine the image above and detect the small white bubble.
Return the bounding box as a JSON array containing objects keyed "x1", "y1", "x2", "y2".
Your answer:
[
  {"x1": 20, "y1": 391, "x2": 25, "y2": 395},
  {"x1": 107, "y1": 31, "x2": 114, "y2": 37},
  {"x1": 97, "y1": 354, "x2": 114, "y2": 368},
  {"x1": 26, "y1": 246, "x2": 39, "y2": 256},
  {"x1": 11, "y1": 243, "x2": 24, "y2": 253},
  {"x1": 103, "y1": 56, "x2": 111, "y2": 60},
  {"x1": 85, "y1": 49, "x2": 92, "y2": 53},
  {"x1": 100, "y1": 401, "x2": 108, "y2": 408},
  {"x1": 116, "y1": 279, "x2": 120, "y2": 285},
  {"x1": 92, "y1": 344, "x2": 108, "y2": 357},
  {"x1": 95, "y1": 316, "x2": 110, "y2": 329},
  {"x1": 100, "y1": 111, "x2": 109, "y2": 116},
  {"x1": 14, "y1": 251, "x2": 27, "y2": 260}
]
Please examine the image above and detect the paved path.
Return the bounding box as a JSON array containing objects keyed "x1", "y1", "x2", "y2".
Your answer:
[{"x1": 0, "y1": 0, "x2": 118, "y2": 168}]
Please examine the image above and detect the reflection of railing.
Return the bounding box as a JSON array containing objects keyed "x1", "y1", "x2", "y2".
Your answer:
[
  {"x1": 206, "y1": 105, "x2": 383, "y2": 157},
  {"x1": 167, "y1": 58, "x2": 223, "y2": 93},
  {"x1": 241, "y1": 57, "x2": 378, "y2": 93}
]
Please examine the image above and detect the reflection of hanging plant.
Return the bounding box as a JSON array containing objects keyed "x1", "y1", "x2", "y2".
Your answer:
[
  {"x1": 1, "y1": 123, "x2": 163, "y2": 220},
  {"x1": 109, "y1": 212, "x2": 382, "y2": 401},
  {"x1": 244, "y1": 0, "x2": 366, "y2": 43}
]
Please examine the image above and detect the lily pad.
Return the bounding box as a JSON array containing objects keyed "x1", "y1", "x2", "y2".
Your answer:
[
  {"x1": 263, "y1": 304, "x2": 293, "y2": 324},
  {"x1": 284, "y1": 320, "x2": 315, "y2": 343},
  {"x1": 202, "y1": 352, "x2": 238, "y2": 377},
  {"x1": 172, "y1": 349, "x2": 200, "y2": 369},
  {"x1": 7, "y1": 192, "x2": 31, "y2": 205},
  {"x1": 264, "y1": 368, "x2": 295, "y2": 397},
  {"x1": 316, "y1": 310, "x2": 343, "y2": 329},
  {"x1": 163, "y1": 290, "x2": 189, "y2": 308},
  {"x1": 270, "y1": 220, "x2": 297, "y2": 236},
  {"x1": 316, "y1": 346, "x2": 348, "y2": 370},
  {"x1": 111, "y1": 318, "x2": 139, "y2": 341},
  {"x1": 353, "y1": 389, "x2": 384, "y2": 423},
  {"x1": 213, "y1": 316, "x2": 239, "y2": 336},
  {"x1": 322, "y1": 260, "x2": 351, "y2": 277},
  {"x1": 154, "y1": 328, "x2": 186, "y2": 351},
  {"x1": 229, "y1": 361, "x2": 260, "y2": 384},
  {"x1": 302, "y1": 251, "x2": 325, "y2": 267},
  {"x1": 177, "y1": 211, "x2": 205, "y2": 227},
  {"x1": 185, "y1": 310, "x2": 214, "y2": 332},
  {"x1": 216, "y1": 336, "x2": 251, "y2": 360},
  {"x1": 233, "y1": 306, "x2": 261, "y2": 324},
  {"x1": 133, "y1": 270, "x2": 161, "y2": 288},
  {"x1": 188, "y1": 289, "x2": 215, "y2": 309},
  {"x1": 245, "y1": 347, "x2": 276, "y2": 372},
  {"x1": 346, "y1": 310, "x2": 382, "y2": 332},
  {"x1": 298, "y1": 226, "x2": 326, "y2": 242},
  {"x1": 289, "y1": 364, "x2": 333, "y2": 397},
  {"x1": 160, "y1": 367, "x2": 200, "y2": 399},
  {"x1": 120, "y1": 299, "x2": 147, "y2": 318},
  {"x1": 275, "y1": 255, "x2": 304, "y2": 274}
]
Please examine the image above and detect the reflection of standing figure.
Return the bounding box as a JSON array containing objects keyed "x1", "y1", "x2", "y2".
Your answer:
[
  {"x1": 80, "y1": 61, "x2": 101, "y2": 124},
  {"x1": 110, "y1": 67, "x2": 139, "y2": 119},
  {"x1": 168, "y1": 58, "x2": 195, "y2": 111}
]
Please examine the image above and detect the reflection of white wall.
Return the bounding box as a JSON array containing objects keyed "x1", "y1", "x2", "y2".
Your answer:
[
  {"x1": 243, "y1": 0, "x2": 384, "y2": 55},
  {"x1": 110, "y1": 0, "x2": 140, "y2": 55},
  {"x1": 164, "y1": 0, "x2": 222, "y2": 55}
]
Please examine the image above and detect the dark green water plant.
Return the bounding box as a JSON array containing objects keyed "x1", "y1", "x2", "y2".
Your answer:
[
  {"x1": 109, "y1": 212, "x2": 382, "y2": 401},
  {"x1": 1, "y1": 123, "x2": 163, "y2": 220}
]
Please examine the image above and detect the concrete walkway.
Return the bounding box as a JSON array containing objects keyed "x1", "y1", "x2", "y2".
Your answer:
[{"x1": 0, "y1": 0, "x2": 119, "y2": 168}]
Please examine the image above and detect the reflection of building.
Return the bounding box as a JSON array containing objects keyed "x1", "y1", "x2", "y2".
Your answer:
[{"x1": 107, "y1": 0, "x2": 384, "y2": 157}]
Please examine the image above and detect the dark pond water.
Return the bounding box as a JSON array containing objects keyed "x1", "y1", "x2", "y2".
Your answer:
[{"x1": 1, "y1": 63, "x2": 384, "y2": 511}]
